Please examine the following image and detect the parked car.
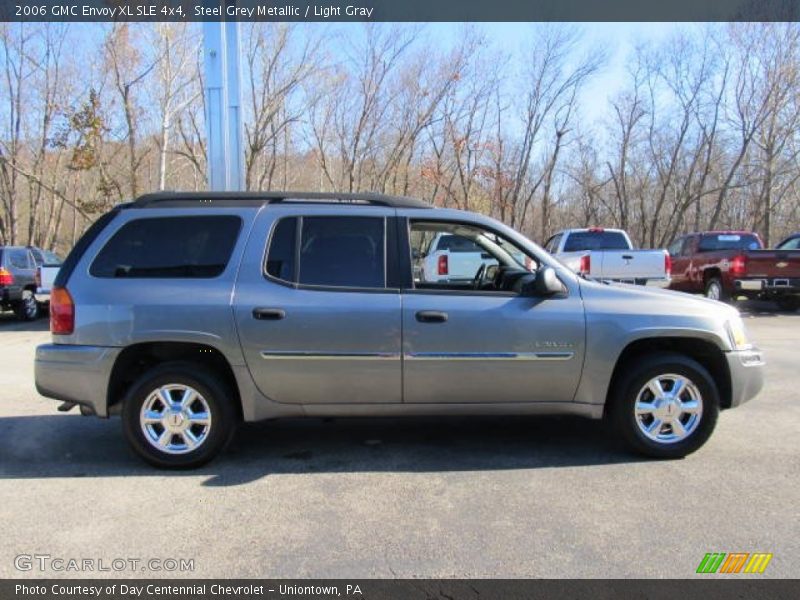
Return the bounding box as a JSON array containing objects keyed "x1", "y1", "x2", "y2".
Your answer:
[
  {"x1": 667, "y1": 231, "x2": 800, "y2": 310},
  {"x1": 0, "y1": 246, "x2": 53, "y2": 320},
  {"x1": 416, "y1": 231, "x2": 531, "y2": 283},
  {"x1": 543, "y1": 228, "x2": 671, "y2": 287},
  {"x1": 35, "y1": 192, "x2": 764, "y2": 468},
  {"x1": 33, "y1": 250, "x2": 63, "y2": 305}
]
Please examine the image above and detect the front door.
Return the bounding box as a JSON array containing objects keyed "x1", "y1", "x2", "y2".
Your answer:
[{"x1": 402, "y1": 218, "x2": 585, "y2": 404}]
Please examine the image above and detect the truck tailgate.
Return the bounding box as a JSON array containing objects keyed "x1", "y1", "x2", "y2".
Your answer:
[
  {"x1": 745, "y1": 250, "x2": 800, "y2": 278},
  {"x1": 597, "y1": 250, "x2": 667, "y2": 279}
]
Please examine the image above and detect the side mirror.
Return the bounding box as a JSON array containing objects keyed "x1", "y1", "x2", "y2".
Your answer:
[
  {"x1": 412, "y1": 249, "x2": 423, "y2": 260},
  {"x1": 522, "y1": 267, "x2": 563, "y2": 297}
]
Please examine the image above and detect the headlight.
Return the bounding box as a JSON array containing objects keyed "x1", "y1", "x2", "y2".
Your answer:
[{"x1": 726, "y1": 317, "x2": 751, "y2": 350}]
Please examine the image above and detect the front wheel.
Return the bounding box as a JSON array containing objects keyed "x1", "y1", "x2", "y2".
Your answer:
[
  {"x1": 608, "y1": 353, "x2": 720, "y2": 459},
  {"x1": 122, "y1": 362, "x2": 237, "y2": 469}
]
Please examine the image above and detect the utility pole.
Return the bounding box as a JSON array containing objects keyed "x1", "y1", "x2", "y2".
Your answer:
[{"x1": 203, "y1": 3, "x2": 244, "y2": 191}]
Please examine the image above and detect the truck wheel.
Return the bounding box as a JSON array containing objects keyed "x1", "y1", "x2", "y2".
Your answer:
[
  {"x1": 704, "y1": 277, "x2": 729, "y2": 303},
  {"x1": 776, "y1": 296, "x2": 800, "y2": 312},
  {"x1": 122, "y1": 362, "x2": 237, "y2": 469},
  {"x1": 12, "y1": 290, "x2": 39, "y2": 321},
  {"x1": 608, "y1": 352, "x2": 719, "y2": 459}
]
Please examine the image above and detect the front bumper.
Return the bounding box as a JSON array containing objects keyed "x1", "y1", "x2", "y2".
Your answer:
[
  {"x1": 35, "y1": 344, "x2": 121, "y2": 417},
  {"x1": 34, "y1": 287, "x2": 50, "y2": 303},
  {"x1": 725, "y1": 348, "x2": 765, "y2": 408}
]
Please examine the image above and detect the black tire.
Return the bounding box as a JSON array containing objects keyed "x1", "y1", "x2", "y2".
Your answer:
[
  {"x1": 704, "y1": 276, "x2": 729, "y2": 303},
  {"x1": 122, "y1": 361, "x2": 237, "y2": 469},
  {"x1": 13, "y1": 290, "x2": 39, "y2": 321},
  {"x1": 776, "y1": 296, "x2": 800, "y2": 312},
  {"x1": 607, "y1": 352, "x2": 720, "y2": 459}
]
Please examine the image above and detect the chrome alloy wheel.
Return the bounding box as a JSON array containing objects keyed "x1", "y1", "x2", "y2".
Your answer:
[
  {"x1": 140, "y1": 384, "x2": 212, "y2": 454},
  {"x1": 634, "y1": 374, "x2": 703, "y2": 444},
  {"x1": 706, "y1": 281, "x2": 721, "y2": 300}
]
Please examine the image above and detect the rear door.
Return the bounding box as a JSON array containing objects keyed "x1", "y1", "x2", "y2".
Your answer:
[{"x1": 234, "y1": 205, "x2": 402, "y2": 405}]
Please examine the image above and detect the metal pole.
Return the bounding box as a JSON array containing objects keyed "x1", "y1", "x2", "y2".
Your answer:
[
  {"x1": 225, "y1": 17, "x2": 244, "y2": 190},
  {"x1": 203, "y1": 18, "x2": 229, "y2": 191},
  {"x1": 203, "y1": 3, "x2": 244, "y2": 191}
]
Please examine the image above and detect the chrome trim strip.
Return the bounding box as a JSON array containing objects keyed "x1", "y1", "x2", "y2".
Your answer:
[
  {"x1": 261, "y1": 351, "x2": 575, "y2": 361},
  {"x1": 261, "y1": 351, "x2": 400, "y2": 360},
  {"x1": 404, "y1": 351, "x2": 574, "y2": 361}
]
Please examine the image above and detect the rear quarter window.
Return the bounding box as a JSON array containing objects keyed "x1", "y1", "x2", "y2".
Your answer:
[{"x1": 90, "y1": 216, "x2": 241, "y2": 278}]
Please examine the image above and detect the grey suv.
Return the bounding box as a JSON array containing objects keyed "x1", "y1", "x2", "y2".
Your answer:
[
  {"x1": 1, "y1": 245, "x2": 53, "y2": 320},
  {"x1": 35, "y1": 192, "x2": 765, "y2": 468}
]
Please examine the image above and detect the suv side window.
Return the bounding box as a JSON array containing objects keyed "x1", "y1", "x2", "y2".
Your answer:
[
  {"x1": 8, "y1": 249, "x2": 32, "y2": 269},
  {"x1": 265, "y1": 216, "x2": 386, "y2": 289},
  {"x1": 265, "y1": 217, "x2": 297, "y2": 282},
  {"x1": 90, "y1": 216, "x2": 241, "y2": 278}
]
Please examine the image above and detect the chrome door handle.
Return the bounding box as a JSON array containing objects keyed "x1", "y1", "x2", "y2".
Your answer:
[
  {"x1": 252, "y1": 307, "x2": 286, "y2": 321},
  {"x1": 416, "y1": 310, "x2": 448, "y2": 323}
]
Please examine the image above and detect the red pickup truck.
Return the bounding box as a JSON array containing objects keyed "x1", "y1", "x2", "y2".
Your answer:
[{"x1": 667, "y1": 231, "x2": 800, "y2": 310}]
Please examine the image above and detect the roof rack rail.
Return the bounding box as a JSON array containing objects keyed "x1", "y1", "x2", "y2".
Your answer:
[{"x1": 130, "y1": 191, "x2": 432, "y2": 210}]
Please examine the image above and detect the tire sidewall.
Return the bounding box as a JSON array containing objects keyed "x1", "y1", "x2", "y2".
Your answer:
[
  {"x1": 611, "y1": 353, "x2": 720, "y2": 459},
  {"x1": 704, "y1": 278, "x2": 727, "y2": 302},
  {"x1": 14, "y1": 291, "x2": 38, "y2": 321},
  {"x1": 122, "y1": 362, "x2": 236, "y2": 469}
]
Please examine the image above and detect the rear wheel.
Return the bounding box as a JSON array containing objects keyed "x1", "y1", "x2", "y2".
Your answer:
[
  {"x1": 13, "y1": 290, "x2": 39, "y2": 321},
  {"x1": 608, "y1": 352, "x2": 720, "y2": 459},
  {"x1": 704, "y1": 277, "x2": 729, "y2": 303},
  {"x1": 122, "y1": 362, "x2": 236, "y2": 469}
]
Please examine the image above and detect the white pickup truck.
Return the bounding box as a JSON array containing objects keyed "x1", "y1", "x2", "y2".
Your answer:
[
  {"x1": 544, "y1": 228, "x2": 671, "y2": 287},
  {"x1": 418, "y1": 232, "x2": 531, "y2": 283},
  {"x1": 32, "y1": 249, "x2": 62, "y2": 304}
]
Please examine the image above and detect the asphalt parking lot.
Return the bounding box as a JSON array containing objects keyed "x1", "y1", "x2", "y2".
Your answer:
[{"x1": 0, "y1": 301, "x2": 797, "y2": 579}]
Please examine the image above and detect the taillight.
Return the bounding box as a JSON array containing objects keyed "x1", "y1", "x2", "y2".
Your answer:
[
  {"x1": 50, "y1": 286, "x2": 74, "y2": 335},
  {"x1": 0, "y1": 267, "x2": 13, "y2": 286},
  {"x1": 579, "y1": 254, "x2": 591, "y2": 275},
  {"x1": 665, "y1": 253, "x2": 672, "y2": 277},
  {"x1": 438, "y1": 254, "x2": 448, "y2": 276},
  {"x1": 730, "y1": 255, "x2": 747, "y2": 277},
  {"x1": 35, "y1": 267, "x2": 41, "y2": 288}
]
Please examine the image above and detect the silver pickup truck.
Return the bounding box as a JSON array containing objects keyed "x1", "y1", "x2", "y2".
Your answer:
[
  {"x1": 35, "y1": 192, "x2": 764, "y2": 468},
  {"x1": 545, "y1": 228, "x2": 671, "y2": 287}
]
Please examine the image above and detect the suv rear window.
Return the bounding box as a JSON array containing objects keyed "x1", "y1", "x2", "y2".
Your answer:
[
  {"x1": 563, "y1": 231, "x2": 630, "y2": 252},
  {"x1": 265, "y1": 216, "x2": 386, "y2": 289},
  {"x1": 90, "y1": 216, "x2": 241, "y2": 278},
  {"x1": 435, "y1": 234, "x2": 483, "y2": 253}
]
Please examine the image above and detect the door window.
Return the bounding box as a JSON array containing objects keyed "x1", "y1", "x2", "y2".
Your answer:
[
  {"x1": 265, "y1": 216, "x2": 387, "y2": 290},
  {"x1": 667, "y1": 238, "x2": 684, "y2": 257}
]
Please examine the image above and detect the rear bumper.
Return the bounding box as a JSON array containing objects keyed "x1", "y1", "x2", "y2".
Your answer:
[
  {"x1": 34, "y1": 344, "x2": 121, "y2": 417},
  {"x1": 735, "y1": 278, "x2": 800, "y2": 295},
  {"x1": 725, "y1": 348, "x2": 765, "y2": 408}
]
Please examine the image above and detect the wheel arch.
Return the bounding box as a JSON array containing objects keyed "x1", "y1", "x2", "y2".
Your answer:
[
  {"x1": 107, "y1": 341, "x2": 242, "y2": 419},
  {"x1": 605, "y1": 337, "x2": 732, "y2": 413}
]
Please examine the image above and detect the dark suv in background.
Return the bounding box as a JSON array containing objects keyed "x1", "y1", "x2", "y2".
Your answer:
[{"x1": 0, "y1": 246, "x2": 60, "y2": 320}]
